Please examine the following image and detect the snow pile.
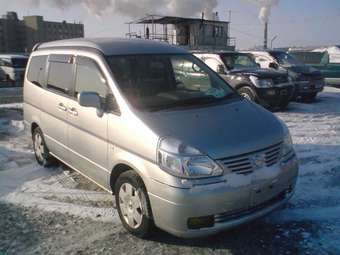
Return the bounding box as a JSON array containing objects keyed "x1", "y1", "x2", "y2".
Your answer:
[
  {"x1": 0, "y1": 103, "x2": 23, "y2": 109},
  {"x1": 313, "y1": 46, "x2": 340, "y2": 63},
  {"x1": 0, "y1": 163, "x2": 118, "y2": 222},
  {"x1": 269, "y1": 87, "x2": 340, "y2": 251}
]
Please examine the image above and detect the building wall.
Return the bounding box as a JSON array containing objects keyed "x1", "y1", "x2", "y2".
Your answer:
[
  {"x1": 0, "y1": 12, "x2": 25, "y2": 52},
  {"x1": 174, "y1": 20, "x2": 231, "y2": 50},
  {"x1": 0, "y1": 12, "x2": 84, "y2": 53}
]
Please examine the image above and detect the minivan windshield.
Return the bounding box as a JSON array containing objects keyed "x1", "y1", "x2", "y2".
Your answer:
[
  {"x1": 107, "y1": 54, "x2": 237, "y2": 111},
  {"x1": 270, "y1": 52, "x2": 303, "y2": 67},
  {"x1": 221, "y1": 53, "x2": 258, "y2": 70}
]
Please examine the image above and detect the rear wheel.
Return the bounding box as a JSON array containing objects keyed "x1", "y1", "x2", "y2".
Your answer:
[
  {"x1": 303, "y1": 92, "x2": 317, "y2": 102},
  {"x1": 115, "y1": 170, "x2": 154, "y2": 238},
  {"x1": 278, "y1": 100, "x2": 290, "y2": 110},
  {"x1": 238, "y1": 86, "x2": 257, "y2": 102},
  {"x1": 32, "y1": 127, "x2": 55, "y2": 167}
]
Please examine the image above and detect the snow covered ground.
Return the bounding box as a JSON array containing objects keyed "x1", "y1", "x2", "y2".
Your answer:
[{"x1": 0, "y1": 87, "x2": 339, "y2": 254}]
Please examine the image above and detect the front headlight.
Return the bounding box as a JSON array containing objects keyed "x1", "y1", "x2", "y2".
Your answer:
[
  {"x1": 287, "y1": 70, "x2": 299, "y2": 81},
  {"x1": 288, "y1": 76, "x2": 294, "y2": 83},
  {"x1": 277, "y1": 118, "x2": 294, "y2": 156},
  {"x1": 249, "y1": 75, "x2": 274, "y2": 88},
  {"x1": 282, "y1": 133, "x2": 293, "y2": 156},
  {"x1": 157, "y1": 137, "x2": 223, "y2": 179}
]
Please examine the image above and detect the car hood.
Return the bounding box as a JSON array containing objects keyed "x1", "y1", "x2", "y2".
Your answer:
[
  {"x1": 138, "y1": 99, "x2": 284, "y2": 159},
  {"x1": 285, "y1": 65, "x2": 321, "y2": 76},
  {"x1": 229, "y1": 68, "x2": 287, "y2": 79}
]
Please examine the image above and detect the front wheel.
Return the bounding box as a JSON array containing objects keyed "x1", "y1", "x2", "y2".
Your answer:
[
  {"x1": 278, "y1": 100, "x2": 290, "y2": 110},
  {"x1": 238, "y1": 86, "x2": 257, "y2": 102},
  {"x1": 303, "y1": 92, "x2": 317, "y2": 102},
  {"x1": 115, "y1": 170, "x2": 154, "y2": 238}
]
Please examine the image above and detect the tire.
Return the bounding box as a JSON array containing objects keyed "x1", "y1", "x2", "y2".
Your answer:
[
  {"x1": 238, "y1": 86, "x2": 257, "y2": 102},
  {"x1": 115, "y1": 170, "x2": 154, "y2": 238},
  {"x1": 279, "y1": 100, "x2": 290, "y2": 110},
  {"x1": 32, "y1": 127, "x2": 56, "y2": 167},
  {"x1": 304, "y1": 92, "x2": 317, "y2": 101}
]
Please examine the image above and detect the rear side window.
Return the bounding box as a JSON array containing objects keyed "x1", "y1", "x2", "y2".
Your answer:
[
  {"x1": 27, "y1": 56, "x2": 47, "y2": 87},
  {"x1": 47, "y1": 54, "x2": 74, "y2": 94}
]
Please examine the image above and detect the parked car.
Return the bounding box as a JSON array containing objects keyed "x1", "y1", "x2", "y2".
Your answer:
[
  {"x1": 24, "y1": 38, "x2": 299, "y2": 238},
  {"x1": 289, "y1": 50, "x2": 340, "y2": 87},
  {"x1": 0, "y1": 54, "x2": 28, "y2": 85},
  {"x1": 247, "y1": 50, "x2": 325, "y2": 101},
  {"x1": 194, "y1": 51, "x2": 294, "y2": 110}
]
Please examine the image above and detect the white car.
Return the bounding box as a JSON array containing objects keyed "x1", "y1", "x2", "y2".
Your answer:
[{"x1": 0, "y1": 54, "x2": 28, "y2": 84}]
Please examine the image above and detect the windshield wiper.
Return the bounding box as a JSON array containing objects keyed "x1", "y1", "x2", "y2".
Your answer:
[{"x1": 146, "y1": 93, "x2": 239, "y2": 112}]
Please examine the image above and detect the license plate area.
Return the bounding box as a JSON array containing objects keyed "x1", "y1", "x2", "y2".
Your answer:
[
  {"x1": 250, "y1": 181, "x2": 283, "y2": 207},
  {"x1": 280, "y1": 89, "x2": 287, "y2": 96}
]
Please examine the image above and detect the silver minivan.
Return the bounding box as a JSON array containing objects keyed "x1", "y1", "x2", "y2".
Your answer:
[{"x1": 24, "y1": 38, "x2": 299, "y2": 238}]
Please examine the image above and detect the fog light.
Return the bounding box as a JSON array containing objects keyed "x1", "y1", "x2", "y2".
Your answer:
[
  {"x1": 266, "y1": 89, "x2": 276, "y2": 96},
  {"x1": 187, "y1": 215, "x2": 214, "y2": 229}
]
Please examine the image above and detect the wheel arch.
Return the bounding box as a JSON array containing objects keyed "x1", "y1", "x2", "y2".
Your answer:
[
  {"x1": 110, "y1": 162, "x2": 147, "y2": 194},
  {"x1": 234, "y1": 82, "x2": 254, "y2": 91}
]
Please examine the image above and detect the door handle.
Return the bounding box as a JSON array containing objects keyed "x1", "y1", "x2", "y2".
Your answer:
[
  {"x1": 57, "y1": 103, "x2": 67, "y2": 111},
  {"x1": 68, "y1": 107, "x2": 78, "y2": 116}
]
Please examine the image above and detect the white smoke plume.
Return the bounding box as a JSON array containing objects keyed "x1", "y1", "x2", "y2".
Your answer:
[
  {"x1": 250, "y1": 0, "x2": 280, "y2": 23},
  {"x1": 23, "y1": 0, "x2": 218, "y2": 18}
]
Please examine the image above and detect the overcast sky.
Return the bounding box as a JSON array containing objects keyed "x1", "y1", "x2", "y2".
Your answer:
[{"x1": 1, "y1": 0, "x2": 340, "y2": 49}]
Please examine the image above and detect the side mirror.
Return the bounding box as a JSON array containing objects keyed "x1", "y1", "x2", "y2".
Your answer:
[
  {"x1": 78, "y1": 91, "x2": 104, "y2": 117},
  {"x1": 217, "y1": 64, "x2": 227, "y2": 74},
  {"x1": 269, "y1": 62, "x2": 279, "y2": 69}
]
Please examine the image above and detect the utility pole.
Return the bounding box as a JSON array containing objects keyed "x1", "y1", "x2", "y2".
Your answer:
[
  {"x1": 264, "y1": 22, "x2": 268, "y2": 49},
  {"x1": 271, "y1": 35, "x2": 278, "y2": 49}
]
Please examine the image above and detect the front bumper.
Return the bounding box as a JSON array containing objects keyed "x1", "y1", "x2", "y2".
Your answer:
[
  {"x1": 294, "y1": 80, "x2": 324, "y2": 96},
  {"x1": 255, "y1": 84, "x2": 294, "y2": 107},
  {"x1": 148, "y1": 155, "x2": 299, "y2": 238}
]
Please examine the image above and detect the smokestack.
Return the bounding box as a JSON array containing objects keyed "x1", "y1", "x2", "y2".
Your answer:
[{"x1": 264, "y1": 22, "x2": 268, "y2": 49}]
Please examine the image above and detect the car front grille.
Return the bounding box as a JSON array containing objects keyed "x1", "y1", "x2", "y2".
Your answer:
[
  {"x1": 273, "y1": 76, "x2": 289, "y2": 85},
  {"x1": 218, "y1": 142, "x2": 283, "y2": 174}
]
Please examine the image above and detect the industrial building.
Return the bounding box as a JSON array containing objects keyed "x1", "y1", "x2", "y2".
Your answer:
[
  {"x1": 126, "y1": 14, "x2": 235, "y2": 51},
  {"x1": 0, "y1": 12, "x2": 84, "y2": 53}
]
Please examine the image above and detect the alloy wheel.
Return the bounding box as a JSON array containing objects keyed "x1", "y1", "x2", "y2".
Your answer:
[
  {"x1": 34, "y1": 132, "x2": 45, "y2": 162},
  {"x1": 118, "y1": 183, "x2": 144, "y2": 229}
]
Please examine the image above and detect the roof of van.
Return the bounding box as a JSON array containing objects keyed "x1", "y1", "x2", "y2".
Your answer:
[
  {"x1": 0, "y1": 54, "x2": 29, "y2": 59},
  {"x1": 37, "y1": 38, "x2": 189, "y2": 55},
  {"x1": 191, "y1": 50, "x2": 237, "y2": 54}
]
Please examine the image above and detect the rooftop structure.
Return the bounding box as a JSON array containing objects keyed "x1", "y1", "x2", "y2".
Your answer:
[{"x1": 126, "y1": 14, "x2": 236, "y2": 51}]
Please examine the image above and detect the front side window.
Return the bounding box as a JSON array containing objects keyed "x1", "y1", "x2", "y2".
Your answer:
[
  {"x1": 27, "y1": 56, "x2": 48, "y2": 87},
  {"x1": 106, "y1": 54, "x2": 237, "y2": 111},
  {"x1": 75, "y1": 56, "x2": 108, "y2": 98},
  {"x1": 47, "y1": 55, "x2": 74, "y2": 94},
  {"x1": 222, "y1": 54, "x2": 258, "y2": 70}
]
